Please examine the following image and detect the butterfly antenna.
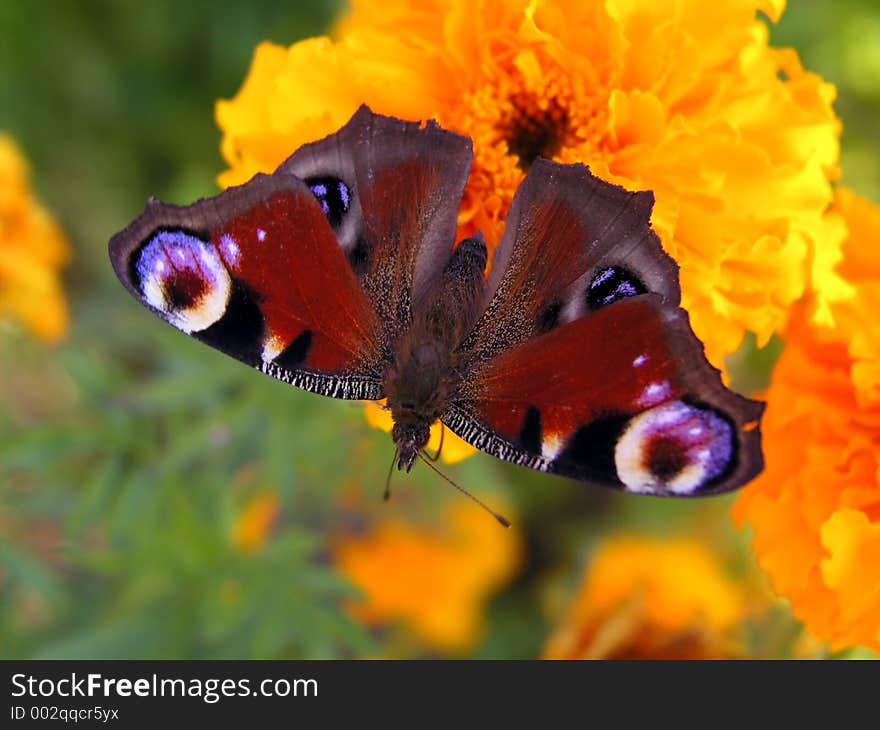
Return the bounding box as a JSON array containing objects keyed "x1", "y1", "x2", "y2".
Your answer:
[
  {"x1": 383, "y1": 447, "x2": 398, "y2": 502},
  {"x1": 416, "y1": 451, "x2": 510, "y2": 528},
  {"x1": 426, "y1": 422, "x2": 445, "y2": 463}
]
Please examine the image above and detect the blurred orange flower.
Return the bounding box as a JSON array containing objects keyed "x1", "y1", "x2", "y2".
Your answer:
[
  {"x1": 543, "y1": 535, "x2": 748, "y2": 659},
  {"x1": 0, "y1": 134, "x2": 69, "y2": 342},
  {"x1": 332, "y1": 501, "x2": 521, "y2": 653},
  {"x1": 364, "y1": 400, "x2": 476, "y2": 464},
  {"x1": 733, "y1": 188, "x2": 880, "y2": 652},
  {"x1": 231, "y1": 491, "x2": 281, "y2": 553},
  {"x1": 216, "y1": 0, "x2": 846, "y2": 367}
]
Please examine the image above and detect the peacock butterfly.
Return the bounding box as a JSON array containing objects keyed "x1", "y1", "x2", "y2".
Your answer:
[{"x1": 109, "y1": 105, "x2": 764, "y2": 501}]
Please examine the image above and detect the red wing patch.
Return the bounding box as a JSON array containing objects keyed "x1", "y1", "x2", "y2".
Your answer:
[
  {"x1": 463, "y1": 158, "x2": 679, "y2": 362},
  {"x1": 214, "y1": 189, "x2": 380, "y2": 372},
  {"x1": 470, "y1": 296, "x2": 686, "y2": 441},
  {"x1": 447, "y1": 296, "x2": 763, "y2": 496}
]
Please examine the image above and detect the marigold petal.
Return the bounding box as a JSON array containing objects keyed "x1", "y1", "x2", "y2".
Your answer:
[
  {"x1": 820, "y1": 510, "x2": 880, "y2": 649},
  {"x1": 543, "y1": 535, "x2": 747, "y2": 659},
  {"x1": 333, "y1": 500, "x2": 521, "y2": 652},
  {"x1": 608, "y1": 90, "x2": 666, "y2": 148},
  {"x1": 231, "y1": 491, "x2": 281, "y2": 553},
  {"x1": 734, "y1": 189, "x2": 880, "y2": 651},
  {"x1": 0, "y1": 134, "x2": 70, "y2": 342}
]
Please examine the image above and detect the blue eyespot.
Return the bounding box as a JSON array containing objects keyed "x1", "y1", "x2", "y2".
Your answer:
[
  {"x1": 135, "y1": 229, "x2": 231, "y2": 334},
  {"x1": 587, "y1": 266, "x2": 646, "y2": 309},
  {"x1": 306, "y1": 176, "x2": 352, "y2": 228},
  {"x1": 614, "y1": 401, "x2": 734, "y2": 495}
]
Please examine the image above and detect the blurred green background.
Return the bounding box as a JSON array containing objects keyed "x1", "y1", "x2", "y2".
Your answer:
[{"x1": 1, "y1": 0, "x2": 878, "y2": 659}]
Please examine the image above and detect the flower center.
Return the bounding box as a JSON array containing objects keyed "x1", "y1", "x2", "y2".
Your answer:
[
  {"x1": 449, "y1": 63, "x2": 606, "y2": 245},
  {"x1": 497, "y1": 93, "x2": 569, "y2": 171}
]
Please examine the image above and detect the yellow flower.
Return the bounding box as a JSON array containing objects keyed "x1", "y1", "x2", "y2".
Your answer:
[
  {"x1": 0, "y1": 134, "x2": 70, "y2": 342},
  {"x1": 542, "y1": 535, "x2": 747, "y2": 659},
  {"x1": 732, "y1": 188, "x2": 880, "y2": 652},
  {"x1": 364, "y1": 400, "x2": 477, "y2": 464},
  {"x1": 231, "y1": 491, "x2": 281, "y2": 553},
  {"x1": 332, "y1": 501, "x2": 521, "y2": 653},
  {"x1": 217, "y1": 0, "x2": 844, "y2": 367}
]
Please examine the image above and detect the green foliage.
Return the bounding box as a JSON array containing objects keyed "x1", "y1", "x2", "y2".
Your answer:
[{"x1": 2, "y1": 301, "x2": 382, "y2": 658}]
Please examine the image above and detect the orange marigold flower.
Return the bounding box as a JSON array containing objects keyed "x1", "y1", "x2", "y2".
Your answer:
[
  {"x1": 216, "y1": 0, "x2": 845, "y2": 367},
  {"x1": 364, "y1": 400, "x2": 477, "y2": 464},
  {"x1": 830, "y1": 188, "x2": 880, "y2": 408},
  {"x1": 231, "y1": 491, "x2": 281, "y2": 553},
  {"x1": 0, "y1": 134, "x2": 70, "y2": 342},
  {"x1": 542, "y1": 535, "x2": 748, "y2": 659},
  {"x1": 732, "y1": 188, "x2": 880, "y2": 652},
  {"x1": 332, "y1": 501, "x2": 522, "y2": 652}
]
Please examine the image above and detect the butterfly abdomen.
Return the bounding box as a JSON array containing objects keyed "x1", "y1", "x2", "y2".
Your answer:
[{"x1": 385, "y1": 235, "x2": 488, "y2": 470}]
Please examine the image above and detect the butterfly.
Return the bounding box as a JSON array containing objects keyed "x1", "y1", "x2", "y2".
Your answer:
[{"x1": 109, "y1": 105, "x2": 764, "y2": 501}]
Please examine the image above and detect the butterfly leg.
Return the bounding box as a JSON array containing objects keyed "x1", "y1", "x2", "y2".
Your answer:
[{"x1": 423, "y1": 422, "x2": 446, "y2": 463}]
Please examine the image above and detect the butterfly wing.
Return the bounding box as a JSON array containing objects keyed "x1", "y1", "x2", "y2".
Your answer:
[
  {"x1": 462, "y1": 158, "x2": 680, "y2": 361},
  {"x1": 444, "y1": 160, "x2": 764, "y2": 495},
  {"x1": 109, "y1": 174, "x2": 385, "y2": 398},
  {"x1": 276, "y1": 104, "x2": 473, "y2": 354},
  {"x1": 109, "y1": 106, "x2": 473, "y2": 399}
]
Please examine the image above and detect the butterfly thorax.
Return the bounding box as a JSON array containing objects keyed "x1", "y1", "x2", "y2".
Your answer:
[{"x1": 384, "y1": 236, "x2": 488, "y2": 471}]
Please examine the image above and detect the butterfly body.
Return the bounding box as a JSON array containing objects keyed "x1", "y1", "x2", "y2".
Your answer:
[
  {"x1": 110, "y1": 105, "x2": 764, "y2": 498},
  {"x1": 385, "y1": 235, "x2": 488, "y2": 471}
]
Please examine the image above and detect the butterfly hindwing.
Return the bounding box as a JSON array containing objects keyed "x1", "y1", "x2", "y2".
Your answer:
[
  {"x1": 109, "y1": 173, "x2": 384, "y2": 399},
  {"x1": 277, "y1": 104, "x2": 473, "y2": 352},
  {"x1": 463, "y1": 158, "x2": 680, "y2": 363}
]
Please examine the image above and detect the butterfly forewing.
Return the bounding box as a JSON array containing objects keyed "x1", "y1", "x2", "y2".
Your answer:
[
  {"x1": 109, "y1": 173, "x2": 384, "y2": 399},
  {"x1": 446, "y1": 295, "x2": 763, "y2": 496}
]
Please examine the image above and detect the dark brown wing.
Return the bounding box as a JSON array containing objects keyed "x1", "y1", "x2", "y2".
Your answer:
[
  {"x1": 277, "y1": 105, "x2": 473, "y2": 356},
  {"x1": 462, "y1": 157, "x2": 679, "y2": 363}
]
